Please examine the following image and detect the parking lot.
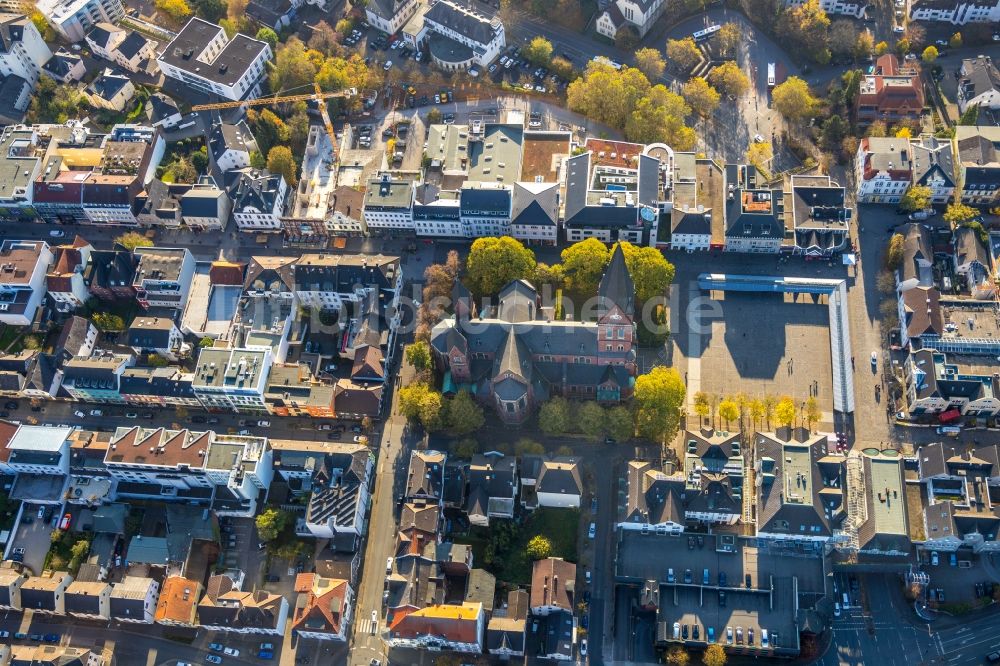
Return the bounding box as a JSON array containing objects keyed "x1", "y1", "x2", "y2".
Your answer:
[
  {"x1": 615, "y1": 532, "x2": 825, "y2": 659},
  {"x1": 687, "y1": 289, "x2": 836, "y2": 430},
  {"x1": 9, "y1": 504, "x2": 57, "y2": 575}
]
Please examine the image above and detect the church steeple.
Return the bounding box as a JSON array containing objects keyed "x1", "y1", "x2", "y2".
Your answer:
[{"x1": 598, "y1": 244, "x2": 635, "y2": 321}]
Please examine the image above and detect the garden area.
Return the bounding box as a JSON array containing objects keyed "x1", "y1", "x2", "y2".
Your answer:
[
  {"x1": 453, "y1": 507, "x2": 580, "y2": 585},
  {"x1": 45, "y1": 529, "x2": 91, "y2": 575}
]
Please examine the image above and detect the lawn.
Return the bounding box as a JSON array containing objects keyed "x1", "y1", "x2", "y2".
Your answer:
[{"x1": 454, "y1": 507, "x2": 580, "y2": 585}]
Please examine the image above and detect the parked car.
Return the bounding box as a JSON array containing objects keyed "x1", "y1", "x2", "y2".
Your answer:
[
  {"x1": 208, "y1": 644, "x2": 224, "y2": 652},
  {"x1": 931, "y1": 551, "x2": 939, "y2": 566},
  {"x1": 257, "y1": 420, "x2": 270, "y2": 427},
  {"x1": 580, "y1": 639, "x2": 588, "y2": 656},
  {"x1": 48, "y1": 229, "x2": 65, "y2": 237},
  {"x1": 73, "y1": 410, "x2": 85, "y2": 418},
  {"x1": 89, "y1": 409, "x2": 103, "y2": 416},
  {"x1": 222, "y1": 648, "x2": 239, "y2": 657},
  {"x1": 205, "y1": 657, "x2": 222, "y2": 665},
  {"x1": 588, "y1": 522, "x2": 596, "y2": 539}
]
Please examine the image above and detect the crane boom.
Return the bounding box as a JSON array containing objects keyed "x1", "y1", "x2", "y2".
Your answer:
[{"x1": 190, "y1": 87, "x2": 358, "y2": 112}]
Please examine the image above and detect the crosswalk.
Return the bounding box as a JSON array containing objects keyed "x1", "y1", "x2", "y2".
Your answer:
[{"x1": 356, "y1": 617, "x2": 380, "y2": 636}]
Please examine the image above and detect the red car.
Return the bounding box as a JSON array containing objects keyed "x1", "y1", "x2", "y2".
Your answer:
[{"x1": 59, "y1": 513, "x2": 71, "y2": 530}]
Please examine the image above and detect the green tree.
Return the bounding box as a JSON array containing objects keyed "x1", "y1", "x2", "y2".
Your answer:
[
  {"x1": 446, "y1": 389, "x2": 485, "y2": 435},
  {"x1": 255, "y1": 27, "x2": 279, "y2": 49},
  {"x1": 682, "y1": 77, "x2": 721, "y2": 118},
  {"x1": 255, "y1": 508, "x2": 288, "y2": 541},
  {"x1": 514, "y1": 438, "x2": 545, "y2": 455},
  {"x1": 772, "y1": 77, "x2": 819, "y2": 121},
  {"x1": 958, "y1": 104, "x2": 980, "y2": 126},
  {"x1": 854, "y1": 30, "x2": 875, "y2": 60},
  {"x1": 875, "y1": 40, "x2": 889, "y2": 56},
  {"x1": 167, "y1": 156, "x2": 197, "y2": 183},
  {"x1": 921, "y1": 45, "x2": 938, "y2": 63},
  {"x1": 578, "y1": 401, "x2": 607, "y2": 438},
  {"x1": 749, "y1": 399, "x2": 765, "y2": 429},
  {"x1": 533, "y1": 263, "x2": 566, "y2": 290},
  {"x1": 614, "y1": 25, "x2": 640, "y2": 50},
  {"x1": 718, "y1": 399, "x2": 739, "y2": 429},
  {"x1": 399, "y1": 383, "x2": 444, "y2": 430},
  {"x1": 26, "y1": 77, "x2": 81, "y2": 124},
  {"x1": 617, "y1": 242, "x2": 675, "y2": 304},
  {"x1": 266, "y1": 146, "x2": 297, "y2": 187},
  {"x1": 113, "y1": 231, "x2": 153, "y2": 251},
  {"x1": 567, "y1": 63, "x2": 652, "y2": 130},
  {"x1": 899, "y1": 185, "x2": 932, "y2": 212},
  {"x1": 775, "y1": 396, "x2": 796, "y2": 428},
  {"x1": 560, "y1": 238, "x2": 610, "y2": 296},
  {"x1": 829, "y1": 20, "x2": 859, "y2": 61},
  {"x1": 92, "y1": 312, "x2": 125, "y2": 332},
  {"x1": 634, "y1": 48, "x2": 666, "y2": 80},
  {"x1": 539, "y1": 397, "x2": 572, "y2": 436},
  {"x1": 147, "y1": 354, "x2": 169, "y2": 368},
  {"x1": 746, "y1": 141, "x2": 773, "y2": 172},
  {"x1": 805, "y1": 395, "x2": 822, "y2": 429},
  {"x1": 666, "y1": 646, "x2": 690, "y2": 665},
  {"x1": 250, "y1": 150, "x2": 266, "y2": 169},
  {"x1": 717, "y1": 22, "x2": 741, "y2": 57},
  {"x1": 886, "y1": 233, "x2": 905, "y2": 270},
  {"x1": 524, "y1": 36, "x2": 553, "y2": 66},
  {"x1": 666, "y1": 37, "x2": 701, "y2": 72},
  {"x1": 694, "y1": 391, "x2": 710, "y2": 420},
  {"x1": 192, "y1": 0, "x2": 226, "y2": 21},
  {"x1": 702, "y1": 643, "x2": 728, "y2": 666},
  {"x1": 949, "y1": 32, "x2": 962, "y2": 49},
  {"x1": 199, "y1": 337, "x2": 214, "y2": 348},
  {"x1": 453, "y1": 438, "x2": 479, "y2": 459},
  {"x1": 405, "y1": 341, "x2": 432, "y2": 371},
  {"x1": 156, "y1": 0, "x2": 192, "y2": 23},
  {"x1": 270, "y1": 38, "x2": 317, "y2": 92},
  {"x1": 606, "y1": 406, "x2": 633, "y2": 441},
  {"x1": 821, "y1": 116, "x2": 848, "y2": 151},
  {"x1": 188, "y1": 149, "x2": 207, "y2": 176},
  {"x1": 633, "y1": 366, "x2": 686, "y2": 443},
  {"x1": 896, "y1": 37, "x2": 911, "y2": 56},
  {"x1": 465, "y1": 236, "x2": 535, "y2": 296},
  {"x1": 526, "y1": 535, "x2": 553, "y2": 560},
  {"x1": 708, "y1": 61, "x2": 750, "y2": 97},
  {"x1": 625, "y1": 84, "x2": 695, "y2": 149},
  {"x1": 943, "y1": 202, "x2": 978, "y2": 226},
  {"x1": 777, "y1": 0, "x2": 831, "y2": 64}
]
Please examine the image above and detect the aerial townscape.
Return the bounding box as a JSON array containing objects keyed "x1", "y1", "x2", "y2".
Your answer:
[{"x1": 0, "y1": 0, "x2": 998, "y2": 663}]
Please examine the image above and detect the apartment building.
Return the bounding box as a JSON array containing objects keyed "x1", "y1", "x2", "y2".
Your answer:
[
  {"x1": 110, "y1": 576, "x2": 159, "y2": 623},
  {"x1": 290, "y1": 574, "x2": 354, "y2": 641},
  {"x1": 855, "y1": 55, "x2": 925, "y2": 123},
  {"x1": 365, "y1": 0, "x2": 419, "y2": 34},
  {"x1": 32, "y1": 124, "x2": 165, "y2": 226},
  {"x1": 35, "y1": 0, "x2": 125, "y2": 42},
  {"x1": 909, "y1": 0, "x2": 1000, "y2": 24},
  {"x1": 855, "y1": 137, "x2": 913, "y2": 203},
  {"x1": 192, "y1": 346, "x2": 272, "y2": 414},
  {"x1": 46, "y1": 237, "x2": 93, "y2": 312},
  {"x1": 911, "y1": 134, "x2": 956, "y2": 203},
  {"x1": 208, "y1": 121, "x2": 257, "y2": 173},
  {"x1": 362, "y1": 174, "x2": 414, "y2": 232},
  {"x1": 955, "y1": 126, "x2": 1000, "y2": 206},
  {"x1": 157, "y1": 18, "x2": 272, "y2": 102},
  {"x1": 228, "y1": 169, "x2": 287, "y2": 231},
  {"x1": 126, "y1": 316, "x2": 185, "y2": 361},
  {"x1": 0, "y1": 239, "x2": 53, "y2": 326},
  {"x1": 424, "y1": 0, "x2": 504, "y2": 70},
  {"x1": 0, "y1": 126, "x2": 50, "y2": 219},
  {"x1": 133, "y1": 247, "x2": 195, "y2": 309},
  {"x1": 0, "y1": 13, "x2": 53, "y2": 85},
  {"x1": 197, "y1": 574, "x2": 289, "y2": 635},
  {"x1": 61, "y1": 351, "x2": 135, "y2": 403}
]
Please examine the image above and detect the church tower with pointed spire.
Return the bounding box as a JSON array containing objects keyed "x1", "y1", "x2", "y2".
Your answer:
[{"x1": 597, "y1": 244, "x2": 636, "y2": 362}]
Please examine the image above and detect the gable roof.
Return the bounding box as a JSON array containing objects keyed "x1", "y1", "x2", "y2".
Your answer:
[
  {"x1": 536, "y1": 458, "x2": 582, "y2": 497},
  {"x1": 598, "y1": 244, "x2": 635, "y2": 316},
  {"x1": 530, "y1": 557, "x2": 575, "y2": 610}
]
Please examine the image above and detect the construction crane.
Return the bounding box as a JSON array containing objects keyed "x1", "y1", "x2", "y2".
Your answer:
[
  {"x1": 191, "y1": 84, "x2": 353, "y2": 166},
  {"x1": 189, "y1": 86, "x2": 358, "y2": 112}
]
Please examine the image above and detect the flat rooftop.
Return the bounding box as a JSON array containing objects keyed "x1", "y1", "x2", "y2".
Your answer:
[
  {"x1": 193, "y1": 347, "x2": 268, "y2": 389},
  {"x1": 181, "y1": 263, "x2": 240, "y2": 339},
  {"x1": 867, "y1": 454, "x2": 908, "y2": 537},
  {"x1": 158, "y1": 18, "x2": 270, "y2": 86},
  {"x1": 134, "y1": 247, "x2": 188, "y2": 284},
  {"x1": 939, "y1": 301, "x2": 1000, "y2": 341},
  {"x1": 616, "y1": 531, "x2": 826, "y2": 595},
  {"x1": 519, "y1": 131, "x2": 570, "y2": 183}
]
